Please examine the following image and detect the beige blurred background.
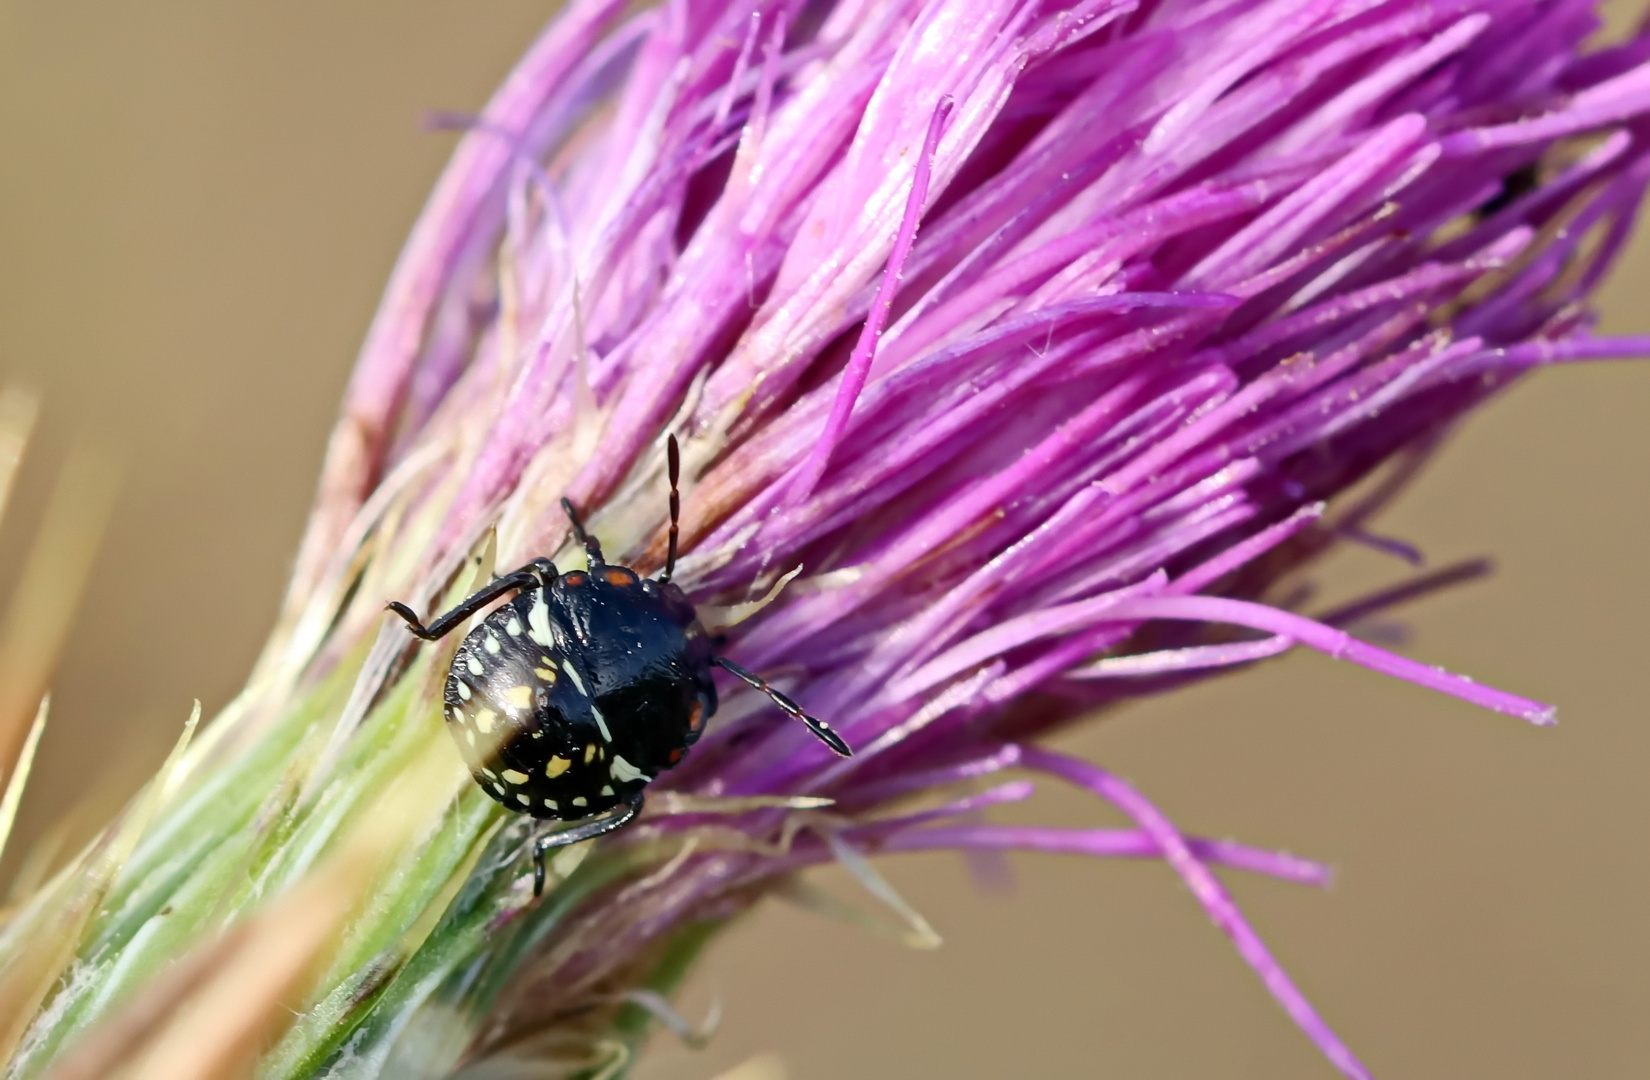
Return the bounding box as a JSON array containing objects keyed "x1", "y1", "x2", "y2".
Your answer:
[{"x1": 2, "y1": 3, "x2": 1648, "y2": 1078}]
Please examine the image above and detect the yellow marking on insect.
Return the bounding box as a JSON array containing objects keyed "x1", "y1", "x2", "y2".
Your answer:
[
  {"x1": 464, "y1": 729, "x2": 476, "y2": 747},
  {"x1": 466, "y1": 656, "x2": 485, "y2": 677},
  {"x1": 516, "y1": 793, "x2": 530, "y2": 805},
  {"x1": 485, "y1": 634, "x2": 502, "y2": 655},
  {"x1": 583, "y1": 743, "x2": 597, "y2": 764},
  {"x1": 506, "y1": 617, "x2": 522, "y2": 636},
  {"x1": 534, "y1": 666, "x2": 557, "y2": 684},
  {"x1": 571, "y1": 796, "x2": 588, "y2": 808},
  {"x1": 544, "y1": 798, "x2": 558, "y2": 810},
  {"x1": 502, "y1": 685, "x2": 533, "y2": 710},
  {"x1": 600, "y1": 784, "x2": 614, "y2": 796},
  {"x1": 501, "y1": 769, "x2": 530, "y2": 784},
  {"x1": 546, "y1": 756, "x2": 571, "y2": 777},
  {"x1": 590, "y1": 703, "x2": 612, "y2": 741},
  {"x1": 473, "y1": 708, "x2": 497, "y2": 734},
  {"x1": 456, "y1": 682, "x2": 472, "y2": 700},
  {"x1": 480, "y1": 768, "x2": 497, "y2": 780}
]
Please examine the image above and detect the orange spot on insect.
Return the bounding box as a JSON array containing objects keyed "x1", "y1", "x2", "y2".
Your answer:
[
  {"x1": 563, "y1": 571, "x2": 586, "y2": 586},
  {"x1": 668, "y1": 747, "x2": 684, "y2": 764},
  {"x1": 688, "y1": 700, "x2": 704, "y2": 731},
  {"x1": 603, "y1": 567, "x2": 636, "y2": 587}
]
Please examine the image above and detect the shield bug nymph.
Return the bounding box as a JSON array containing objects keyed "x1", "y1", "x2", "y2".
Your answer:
[{"x1": 388, "y1": 435, "x2": 851, "y2": 894}]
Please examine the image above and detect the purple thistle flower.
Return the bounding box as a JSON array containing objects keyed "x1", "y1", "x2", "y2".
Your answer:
[
  {"x1": 272, "y1": 0, "x2": 1650, "y2": 1074},
  {"x1": 15, "y1": 1, "x2": 1650, "y2": 1078}
]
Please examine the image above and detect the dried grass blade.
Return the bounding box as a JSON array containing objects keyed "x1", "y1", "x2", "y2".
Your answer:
[
  {"x1": 0, "y1": 695, "x2": 49, "y2": 870},
  {"x1": 0, "y1": 444, "x2": 120, "y2": 808},
  {"x1": 0, "y1": 388, "x2": 39, "y2": 528}
]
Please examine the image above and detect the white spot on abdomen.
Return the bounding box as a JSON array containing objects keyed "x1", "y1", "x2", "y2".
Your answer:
[
  {"x1": 609, "y1": 754, "x2": 647, "y2": 783},
  {"x1": 527, "y1": 592, "x2": 554, "y2": 646}
]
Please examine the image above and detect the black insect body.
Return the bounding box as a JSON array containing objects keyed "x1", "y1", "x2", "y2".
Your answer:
[
  {"x1": 441, "y1": 561, "x2": 713, "y2": 820},
  {"x1": 388, "y1": 436, "x2": 851, "y2": 895}
]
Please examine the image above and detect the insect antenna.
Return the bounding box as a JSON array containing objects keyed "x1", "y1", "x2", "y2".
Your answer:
[
  {"x1": 713, "y1": 657, "x2": 852, "y2": 757},
  {"x1": 660, "y1": 434, "x2": 681, "y2": 583},
  {"x1": 562, "y1": 496, "x2": 605, "y2": 566}
]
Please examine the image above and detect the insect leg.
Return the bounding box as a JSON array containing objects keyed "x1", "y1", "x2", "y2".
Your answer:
[
  {"x1": 517, "y1": 557, "x2": 558, "y2": 584},
  {"x1": 659, "y1": 434, "x2": 681, "y2": 584},
  {"x1": 532, "y1": 790, "x2": 645, "y2": 896},
  {"x1": 387, "y1": 568, "x2": 544, "y2": 641},
  {"x1": 561, "y1": 497, "x2": 606, "y2": 567},
  {"x1": 712, "y1": 657, "x2": 852, "y2": 757}
]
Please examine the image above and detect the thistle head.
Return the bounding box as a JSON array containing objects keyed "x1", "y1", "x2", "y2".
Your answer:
[{"x1": 7, "y1": 2, "x2": 1650, "y2": 1078}]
